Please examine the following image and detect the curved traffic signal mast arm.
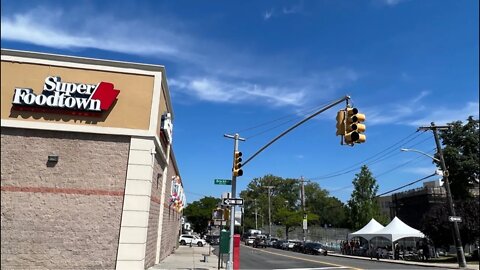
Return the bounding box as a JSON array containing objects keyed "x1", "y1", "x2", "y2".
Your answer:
[{"x1": 242, "y1": 95, "x2": 351, "y2": 167}]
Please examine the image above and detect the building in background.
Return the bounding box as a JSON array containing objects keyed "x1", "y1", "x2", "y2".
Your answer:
[
  {"x1": 376, "y1": 180, "x2": 446, "y2": 229},
  {"x1": 1, "y1": 49, "x2": 185, "y2": 270}
]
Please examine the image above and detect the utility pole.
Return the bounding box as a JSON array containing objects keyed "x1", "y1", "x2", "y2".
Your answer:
[
  {"x1": 299, "y1": 176, "x2": 310, "y2": 246},
  {"x1": 264, "y1": 186, "x2": 275, "y2": 238},
  {"x1": 223, "y1": 133, "x2": 245, "y2": 270},
  {"x1": 254, "y1": 199, "x2": 258, "y2": 230},
  {"x1": 418, "y1": 122, "x2": 467, "y2": 268}
]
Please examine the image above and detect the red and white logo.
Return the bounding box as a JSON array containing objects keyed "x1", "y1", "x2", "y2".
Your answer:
[{"x1": 12, "y1": 76, "x2": 120, "y2": 116}]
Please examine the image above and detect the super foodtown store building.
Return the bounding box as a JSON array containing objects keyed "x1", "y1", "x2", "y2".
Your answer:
[{"x1": 0, "y1": 49, "x2": 186, "y2": 270}]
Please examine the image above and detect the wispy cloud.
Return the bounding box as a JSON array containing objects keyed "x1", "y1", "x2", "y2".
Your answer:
[
  {"x1": 1, "y1": 5, "x2": 357, "y2": 109},
  {"x1": 374, "y1": 0, "x2": 409, "y2": 7},
  {"x1": 402, "y1": 166, "x2": 437, "y2": 176},
  {"x1": 365, "y1": 90, "x2": 478, "y2": 127},
  {"x1": 263, "y1": 3, "x2": 304, "y2": 21}
]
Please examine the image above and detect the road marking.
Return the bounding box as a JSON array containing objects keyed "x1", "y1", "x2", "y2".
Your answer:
[
  {"x1": 273, "y1": 266, "x2": 348, "y2": 270},
  {"x1": 242, "y1": 245, "x2": 362, "y2": 270}
]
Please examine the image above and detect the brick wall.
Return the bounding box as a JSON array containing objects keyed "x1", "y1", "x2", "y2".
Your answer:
[
  {"x1": 1, "y1": 127, "x2": 129, "y2": 269},
  {"x1": 158, "y1": 158, "x2": 182, "y2": 262},
  {"x1": 144, "y1": 153, "x2": 166, "y2": 269}
]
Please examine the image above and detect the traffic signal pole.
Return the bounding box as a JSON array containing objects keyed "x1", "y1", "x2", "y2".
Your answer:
[
  {"x1": 242, "y1": 95, "x2": 351, "y2": 167},
  {"x1": 418, "y1": 122, "x2": 467, "y2": 268},
  {"x1": 223, "y1": 95, "x2": 351, "y2": 270},
  {"x1": 223, "y1": 133, "x2": 245, "y2": 270}
]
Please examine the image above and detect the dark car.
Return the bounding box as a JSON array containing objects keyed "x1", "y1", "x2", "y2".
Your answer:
[
  {"x1": 273, "y1": 240, "x2": 285, "y2": 249},
  {"x1": 304, "y1": 242, "x2": 328, "y2": 255},
  {"x1": 292, "y1": 241, "x2": 305, "y2": 253},
  {"x1": 253, "y1": 237, "x2": 267, "y2": 248},
  {"x1": 205, "y1": 235, "x2": 220, "y2": 245}
]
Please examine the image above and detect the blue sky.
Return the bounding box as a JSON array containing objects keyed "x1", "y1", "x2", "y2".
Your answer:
[{"x1": 2, "y1": 0, "x2": 478, "y2": 204}]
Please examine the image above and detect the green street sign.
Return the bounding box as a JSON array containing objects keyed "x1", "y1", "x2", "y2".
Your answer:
[{"x1": 214, "y1": 179, "x2": 232, "y2": 185}]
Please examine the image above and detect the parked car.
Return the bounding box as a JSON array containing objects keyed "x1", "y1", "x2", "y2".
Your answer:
[
  {"x1": 281, "y1": 240, "x2": 296, "y2": 250},
  {"x1": 179, "y1": 234, "x2": 207, "y2": 247},
  {"x1": 245, "y1": 236, "x2": 256, "y2": 246},
  {"x1": 205, "y1": 235, "x2": 220, "y2": 245},
  {"x1": 273, "y1": 240, "x2": 285, "y2": 249},
  {"x1": 253, "y1": 236, "x2": 267, "y2": 248},
  {"x1": 304, "y1": 242, "x2": 328, "y2": 255},
  {"x1": 266, "y1": 238, "x2": 278, "y2": 247},
  {"x1": 292, "y1": 241, "x2": 305, "y2": 253}
]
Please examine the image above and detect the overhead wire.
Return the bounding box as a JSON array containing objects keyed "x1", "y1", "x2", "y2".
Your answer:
[
  {"x1": 309, "y1": 131, "x2": 429, "y2": 181},
  {"x1": 376, "y1": 173, "x2": 438, "y2": 197},
  {"x1": 234, "y1": 98, "x2": 338, "y2": 140}
]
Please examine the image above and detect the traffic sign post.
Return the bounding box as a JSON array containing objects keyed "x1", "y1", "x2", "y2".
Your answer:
[
  {"x1": 215, "y1": 179, "x2": 232, "y2": 185},
  {"x1": 223, "y1": 198, "x2": 243, "y2": 206}
]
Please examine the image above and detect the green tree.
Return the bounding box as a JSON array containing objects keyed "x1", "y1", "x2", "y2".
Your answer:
[
  {"x1": 183, "y1": 196, "x2": 221, "y2": 234},
  {"x1": 347, "y1": 165, "x2": 387, "y2": 230},
  {"x1": 305, "y1": 182, "x2": 348, "y2": 227},
  {"x1": 438, "y1": 116, "x2": 479, "y2": 199},
  {"x1": 421, "y1": 199, "x2": 479, "y2": 249}
]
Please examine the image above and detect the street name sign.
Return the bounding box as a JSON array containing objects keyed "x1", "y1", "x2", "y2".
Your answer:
[
  {"x1": 222, "y1": 198, "x2": 243, "y2": 206},
  {"x1": 448, "y1": 216, "x2": 462, "y2": 222},
  {"x1": 214, "y1": 179, "x2": 232, "y2": 185}
]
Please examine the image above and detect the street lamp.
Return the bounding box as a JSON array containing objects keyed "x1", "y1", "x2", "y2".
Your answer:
[
  {"x1": 400, "y1": 143, "x2": 467, "y2": 268},
  {"x1": 400, "y1": 148, "x2": 440, "y2": 162}
]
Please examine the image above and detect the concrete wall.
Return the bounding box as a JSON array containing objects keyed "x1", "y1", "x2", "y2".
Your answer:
[{"x1": 0, "y1": 127, "x2": 129, "y2": 269}]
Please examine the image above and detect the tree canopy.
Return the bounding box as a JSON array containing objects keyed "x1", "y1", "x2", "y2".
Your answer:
[
  {"x1": 239, "y1": 174, "x2": 345, "y2": 237},
  {"x1": 438, "y1": 116, "x2": 479, "y2": 199},
  {"x1": 183, "y1": 196, "x2": 221, "y2": 234},
  {"x1": 347, "y1": 165, "x2": 388, "y2": 230}
]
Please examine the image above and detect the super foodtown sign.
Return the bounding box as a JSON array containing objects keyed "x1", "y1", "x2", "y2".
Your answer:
[{"x1": 12, "y1": 76, "x2": 120, "y2": 116}]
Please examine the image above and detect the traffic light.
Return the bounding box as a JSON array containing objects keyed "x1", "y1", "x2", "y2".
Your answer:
[
  {"x1": 233, "y1": 151, "x2": 243, "y2": 177},
  {"x1": 336, "y1": 109, "x2": 346, "y2": 136},
  {"x1": 212, "y1": 209, "x2": 224, "y2": 220},
  {"x1": 223, "y1": 208, "x2": 230, "y2": 221},
  {"x1": 345, "y1": 107, "x2": 366, "y2": 145}
]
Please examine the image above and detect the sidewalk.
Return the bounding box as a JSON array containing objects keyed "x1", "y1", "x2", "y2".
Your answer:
[
  {"x1": 329, "y1": 252, "x2": 479, "y2": 270},
  {"x1": 148, "y1": 244, "x2": 219, "y2": 270}
]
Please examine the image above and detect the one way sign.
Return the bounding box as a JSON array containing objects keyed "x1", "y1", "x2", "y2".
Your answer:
[{"x1": 223, "y1": 198, "x2": 244, "y2": 206}]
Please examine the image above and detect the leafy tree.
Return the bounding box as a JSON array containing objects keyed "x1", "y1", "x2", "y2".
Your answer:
[
  {"x1": 438, "y1": 116, "x2": 479, "y2": 199},
  {"x1": 421, "y1": 199, "x2": 480, "y2": 249},
  {"x1": 305, "y1": 182, "x2": 348, "y2": 227},
  {"x1": 183, "y1": 196, "x2": 221, "y2": 234},
  {"x1": 240, "y1": 175, "x2": 320, "y2": 235},
  {"x1": 347, "y1": 165, "x2": 387, "y2": 230}
]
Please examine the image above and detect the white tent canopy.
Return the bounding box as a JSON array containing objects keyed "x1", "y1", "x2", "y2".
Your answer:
[
  {"x1": 348, "y1": 218, "x2": 385, "y2": 241},
  {"x1": 350, "y1": 217, "x2": 425, "y2": 243},
  {"x1": 369, "y1": 216, "x2": 425, "y2": 242}
]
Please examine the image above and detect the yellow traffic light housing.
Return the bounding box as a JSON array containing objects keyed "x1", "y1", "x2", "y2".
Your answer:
[
  {"x1": 223, "y1": 208, "x2": 230, "y2": 221},
  {"x1": 233, "y1": 151, "x2": 243, "y2": 177},
  {"x1": 345, "y1": 108, "x2": 366, "y2": 145},
  {"x1": 336, "y1": 110, "x2": 346, "y2": 136}
]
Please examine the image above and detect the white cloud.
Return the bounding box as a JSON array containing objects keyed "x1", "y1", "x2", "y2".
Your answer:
[
  {"x1": 263, "y1": 3, "x2": 303, "y2": 21},
  {"x1": 408, "y1": 102, "x2": 479, "y2": 126},
  {"x1": 402, "y1": 166, "x2": 437, "y2": 176},
  {"x1": 1, "y1": 6, "x2": 358, "y2": 109},
  {"x1": 376, "y1": 0, "x2": 409, "y2": 6},
  {"x1": 264, "y1": 10, "x2": 274, "y2": 20},
  {"x1": 170, "y1": 77, "x2": 306, "y2": 106}
]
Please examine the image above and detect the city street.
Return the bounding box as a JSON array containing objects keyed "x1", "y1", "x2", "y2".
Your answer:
[{"x1": 238, "y1": 244, "x2": 449, "y2": 270}]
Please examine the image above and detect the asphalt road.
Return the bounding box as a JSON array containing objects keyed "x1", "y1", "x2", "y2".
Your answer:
[{"x1": 238, "y1": 244, "x2": 451, "y2": 270}]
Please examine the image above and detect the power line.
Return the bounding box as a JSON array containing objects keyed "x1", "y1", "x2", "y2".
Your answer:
[
  {"x1": 376, "y1": 173, "x2": 437, "y2": 197},
  {"x1": 310, "y1": 131, "x2": 428, "y2": 180},
  {"x1": 235, "y1": 99, "x2": 337, "y2": 140},
  {"x1": 374, "y1": 148, "x2": 436, "y2": 179}
]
